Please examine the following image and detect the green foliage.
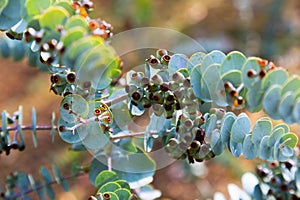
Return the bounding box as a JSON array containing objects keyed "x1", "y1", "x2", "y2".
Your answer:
[
  {"x1": 125, "y1": 50, "x2": 298, "y2": 164},
  {"x1": 0, "y1": 0, "x2": 300, "y2": 199}
]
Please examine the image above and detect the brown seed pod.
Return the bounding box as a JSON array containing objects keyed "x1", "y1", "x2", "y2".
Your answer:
[{"x1": 66, "y1": 72, "x2": 76, "y2": 83}]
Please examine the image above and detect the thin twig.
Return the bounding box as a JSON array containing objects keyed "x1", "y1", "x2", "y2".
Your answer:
[
  {"x1": 107, "y1": 156, "x2": 112, "y2": 171},
  {"x1": 103, "y1": 93, "x2": 128, "y2": 106},
  {"x1": 0, "y1": 125, "x2": 57, "y2": 132},
  {"x1": 110, "y1": 131, "x2": 158, "y2": 140}
]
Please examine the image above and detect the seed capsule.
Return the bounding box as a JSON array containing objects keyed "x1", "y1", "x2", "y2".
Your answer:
[
  {"x1": 151, "y1": 74, "x2": 163, "y2": 85},
  {"x1": 156, "y1": 49, "x2": 168, "y2": 59},
  {"x1": 103, "y1": 193, "x2": 111, "y2": 200},
  {"x1": 141, "y1": 98, "x2": 152, "y2": 108},
  {"x1": 172, "y1": 71, "x2": 185, "y2": 82},
  {"x1": 152, "y1": 91, "x2": 164, "y2": 104},
  {"x1": 160, "y1": 82, "x2": 169, "y2": 92},
  {"x1": 259, "y1": 69, "x2": 266, "y2": 78},
  {"x1": 161, "y1": 54, "x2": 171, "y2": 65},
  {"x1": 66, "y1": 72, "x2": 76, "y2": 83},
  {"x1": 247, "y1": 69, "x2": 257, "y2": 78}
]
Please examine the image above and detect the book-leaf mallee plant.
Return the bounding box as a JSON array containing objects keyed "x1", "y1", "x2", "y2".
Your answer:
[{"x1": 0, "y1": 0, "x2": 299, "y2": 199}]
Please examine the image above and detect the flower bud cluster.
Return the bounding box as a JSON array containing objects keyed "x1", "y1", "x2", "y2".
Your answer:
[
  {"x1": 255, "y1": 155, "x2": 300, "y2": 199},
  {"x1": 50, "y1": 69, "x2": 94, "y2": 98},
  {"x1": 126, "y1": 50, "x2": 227, "y2": 163}
]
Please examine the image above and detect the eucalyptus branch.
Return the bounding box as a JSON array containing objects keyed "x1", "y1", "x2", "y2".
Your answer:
[
  {"x1": 0, "y1": 125, "x2": 57, "y2": 133},
  {"x1": 104, "y1": 93, "x2": 128, "y2": 106},
  {"x1": 110, "y1": 131, "x2": 158, "y2": 140},
  {"x1": 8, "y1": 172, "x2": 86, "y2": 200}
]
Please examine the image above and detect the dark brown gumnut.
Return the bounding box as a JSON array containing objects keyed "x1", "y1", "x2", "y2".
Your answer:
[
  {"x1": 63, "y1": 103, "x2": 70, "y2": 110},
  {"x1": 247, "y1": 69, "x2": 256, "y2": 78},
  {"x1": 131, "y1": 91, "x2": 141, "y2": 101},
  {"x1": 59, "y1": 126, "x2": 66, "y2": 132},
  {"x1": 66, "y1": 72, "x2": 76, "y2": 83},
  {"x1": 160, "y1": 82, "x2": 169, "y2": 92},
  {"x1": 103, "y1": 193, "x2": 111, "y2": 200},
  {"x1": 162, "y1": 54, "x2": 171, "y2": 62},
  {"x1": 163, "y1": 104, "x2": 173, "y2": 111},
  {"x1": 259, "y1": 69, "x2": 266, "y2": 78}
]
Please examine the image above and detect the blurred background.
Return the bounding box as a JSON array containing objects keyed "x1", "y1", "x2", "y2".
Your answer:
[{"x1": 1, "y1": 0, "x2": 300, "y2": 199}]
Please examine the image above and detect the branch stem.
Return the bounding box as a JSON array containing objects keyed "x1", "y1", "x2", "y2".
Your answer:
[
  {"x1": 103, "y1": 93, "x2": 128, "y2": 106},
  {"x1": 110, "y1": 131, "x2": 157, "y2": 140},
  {"x1": 8, "y1": 172, "x2": 86, "y2": 199},
  {"x1": 0, "y1": 125, "x2": 57, "y2": 133}
]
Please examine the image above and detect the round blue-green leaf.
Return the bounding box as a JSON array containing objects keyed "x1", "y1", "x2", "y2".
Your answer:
[
  {"x1": 61, "y1": 27, "x2": 86, "y2": 47},
  {"x1": 259, "y1": 136, "x2": 272, "y2": 161},
  {"x1": 190, "y1": 64, "x2": 206, "y2": 100},
  {"x1": 75, "y1": 45, "x2": 119, "y2": 89},
  {"x1": 58, "y1": 118, "x2": 88, "y2": 143},
  {"x1": 211, "y1": 129, "x2": 224, "y2": 155},
  {"x1": 0, "y1": 37, "x2": 10, "y2": 58},
  {"x1": 89, "y1": 149, "x2": 155, "y2": 189},
  {"x1": 115, "y1": 188, "x2": 131, "y2": 199},
  {"x1": 231, "y1": 113, "x2": 250, "y2": 143},
  {"x1": 201, "y1": 64, "x2": 221, "y2": 101},
  {"x1": 221, "y1": 51, "x2": 246, "y2": 74},
  {"x1": 81, "y1": 122, "x2": 109, "y2": 150},
  {"x1": 25, "y1": 0, "x2": 52, "y2": 16},
  {"x1": 252, "y1": 117, "x2": 272, "y2": 145},
  {"x1": 293, "y1": 98, "x2": 300, "y2": 124},
  {"x1": 220, "y1": 112, "x2": 236, "y2": 145},
  {"x1": 168, "y1": 54, "x2": 188, "y2": 76},
  {"x1": 11, "y1": 40, "x2": 26, "y2": 61},
  {"x1": 242, "y1": 134, "x2": 257, "y2": 160},
  {"x1": 0, "y1": 0, "x2": 8, "y2": 15},
  {"x1": 95, "y1": 170, "x2": 118, "y2": 188},
  {"x1": 246, "y1": 79, "x2": 263, "y2": 112},
  {"x1": 54, "y1": 1, "x2": 74, "y2": 15},
  {"x1": 0, "y1": 0, "x2": 22, "y2": 30},
  {"x1": 64, "y1": 15, "x2": 89, "y2": 30},
  {"x1": 269, "y1": 127, "x2": 285, "y2": 147},
  {"x1": 241, "y1": 57, "x2": 261, "y2": 88},
  {"x1": 278, "y1": 146, "x2": 294, "y2": 162},
  {"x1": 31, "y1": 107, "x2": 37, "y2": 148},
  {"x1": 201, "y1": 50, "x2": 225, "y2": 73},
  {"x1": 281, "y1": 76, "x2": 300, "y2": 96},
  {"x1": 115, "y1": 180, "x2": 130, "y2": 190},
  {"x1": 60, "y1": 94, "x2": 88, "y2": 123},
  {"x1": 280, "y1": 133, "x2": 298, "y2": 148},
  {"x1": 65, "y1": 36, "x2": 104, "y2": 63},
  {"x1": 273, "y1": 123, "x2": 290, "y2": 133},
  {"x1": 278, "y1": 91, "x2": 295, "y2": 124},
  {"x1": 261, "y1": 68, "x2": 288, "y2": 91},
  {"x1": 98, "y1": 182, "x2": 121, "y2": 193},
  {"x1": 39, "y1": 6, "x2": 69, "y2": 30},
  {"x1": 220, "y1": 70, "x2": 242, "y2": 88},
  {"x1": 263, "y1": 85, "x2": 282, "y2": 120},
  {"x1": 187, "y1": 52, "x2": 206, "y2": 72},
  {"x1": 229, "y1": 139, "x2": 242, "y2": 157},
  {"x1": 205, "y1": 114, "x2": 217, "y2": 137},
  {"x1": 145, "y1": 114, "x2": 165, "y2": 152}
]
